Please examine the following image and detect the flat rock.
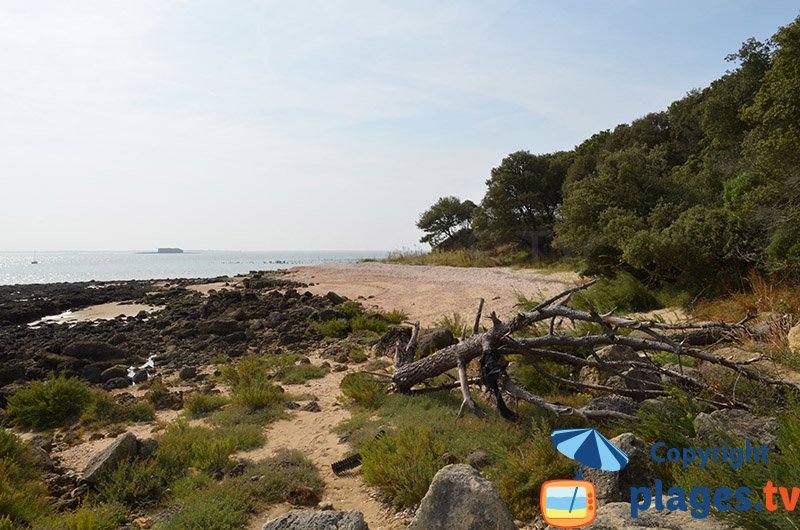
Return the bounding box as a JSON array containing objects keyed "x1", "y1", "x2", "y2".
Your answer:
[
  {"x1": 262, "y1": 510, "x2": 368, "y2": 530},
  {"x1": 82, "y1": 432, "x2": 139, "y2": 484},
  {"x1": 408, "y1": 464, "x2": 516, "y2": 530},
  {"x1": 693, "y1": 409, "x2": 779, "y2": 448}
]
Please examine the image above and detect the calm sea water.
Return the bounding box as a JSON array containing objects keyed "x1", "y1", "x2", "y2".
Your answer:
[{"x1": 0, "y1": 250, "x2": 387, "y2": 285}]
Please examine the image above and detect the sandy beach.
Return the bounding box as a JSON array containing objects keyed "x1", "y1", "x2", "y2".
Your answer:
[{"x1": 289, "y1": 262, "x2": 582, "y2": 326}]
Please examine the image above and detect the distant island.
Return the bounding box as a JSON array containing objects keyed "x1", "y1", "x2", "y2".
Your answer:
[{"x1": 157, "y1": 248, "x2": 183, "y2": 254}]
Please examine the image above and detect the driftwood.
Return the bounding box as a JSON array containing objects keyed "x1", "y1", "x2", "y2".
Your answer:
[{"x1": 387, "y1": 281, "x2": 799, "y2": 422}]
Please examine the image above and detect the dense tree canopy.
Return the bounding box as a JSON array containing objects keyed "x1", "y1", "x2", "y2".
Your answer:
[
  {"x1": 416, "y1": 196, "x2": 476, "y2": 249},
  {"x1": 415, "y1": 15, "x2": 800, "y2": 289}
]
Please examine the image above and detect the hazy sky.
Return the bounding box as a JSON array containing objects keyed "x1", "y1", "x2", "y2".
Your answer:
[{"x1": 1, "y1": 1, "x2": 797, "y2": 251}]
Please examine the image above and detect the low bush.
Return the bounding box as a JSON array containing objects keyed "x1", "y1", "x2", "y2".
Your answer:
[
  {"x1": 361, "y1": 426, "x2": 447, "y2": 507},
  {"x1": 232, "y1": 380, "x2": 284, "y2": 411},
  {"x1": 0, "y1": 430, "x2": 51, "y2": 526},
  {"x1": 311, "y1": 318, "x2": 350, "y2": 338},
  {"x1": 351, "y1": 315, "x2": 388, "y2": 334},
  {"x1": 433, "y1": 312, "x2": 466, "y2": 337},
  {"x1": 7, "y1": 374, "x2": 92, "y2": 430},
  {"x1": 245, "y1": 449, "x2": 325, "y2": 505},
  {"x1": 154, "y1": 422, "x2": 263, "y2": 476},
  {"x1": 348, "y1": 348, "x2": 369, "y2": 363},
  {"x1": 571, "y1": 272, "x2": 662, "y2": 313},
  {"x1": 184, "y1": 393, "x2": 228, "y2": 418},
  {"x1": 274, "y1": 364, "x2": 328, "y2": 385},
  {"x1": 209, "y1": 403, "x2": 284, "y2": 428},
  {"x1": 155, "y1": 480, "x2": 251, "y2": 530},
  {"x1": 96, "y1": 459, "x2": 172, "y2": 508},
  {"x1": 492, "y1": 422, "x2": 574, "y2": 520},
  {"x1": 339, "y1": 373, "x2": 387, "y2": 409},
  {"x1": 82, "y1": 391, "x2": 155, "y2": 425},
  {"x1": 42, "y1": 502, "x2": 127, "y2": 530},
  {"x1": 381, "y1": 310, "x2": 408, "y2": 325}
]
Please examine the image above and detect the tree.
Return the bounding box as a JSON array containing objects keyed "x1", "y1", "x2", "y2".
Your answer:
[
  {"x1": 416, "y1": 196, "x2": 476, "y2": 249},
  {"x1": 475, "y1": 151, "x2": 567, "y2": 253}
]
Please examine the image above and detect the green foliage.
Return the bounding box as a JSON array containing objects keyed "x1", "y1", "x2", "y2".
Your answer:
[
  {"x1": 154, "y1": 422, "x2": 264, "y2": 477},
  {"x1": 96, "y1": 459, "x2": 172, "y2": 508},
  {"x1": 633, "y1": 392, "x2": 705, "y2": 449},
  {"x1": 492, "y1": 421, "x2": 574, "y2": 520},
  {"x1": 433, "y1": 312, "x2": 466, "y2": 337},
  {"x1": 232, "y1": 380, "x2": 284, "y2": 410},
  {"x1": 386, "y1": 248, "x2": 499, "y2": 267},
  {"x1": 245, "y1": 449, "x2": 325, "y2": 505},
  {"x1": 32, "y1": 502, "x2": 127, "y2": 530},
  {"x1": 571, "y1": 272, "x2": 662, "y2": 313},
  {"x1": 339, "y1": 373, "x2": 387, "y2": 409},
  {"x1": 339, "y1": 301, "x2": 364, "y2": 318},
  {"x1": 361, "y1": 426, "x2": 447, "y2": 507},
  {"x1": 416, "y1": 196, "x2": 477, "y2": 249},
  {"x1": 311, "y1": 318, "x2": 350, "y2": 338},
  {"x1": 674, "y1": 400, "x2": 800, "y2": 529},
  {"x1": 184, "y1": 393, "x2": 229, "y2": 418},
  {"x1": 82, "y1": 391, "x2": 156, "y2": 425},
  {"x1": 216, "y1": 355, "x2": 287, "y2": 411},
  {"x1": 7, "y1": 374, "x2": 92, "y2": 430},
  {"x1": 350, "y1": 315, "x2": 388, "y2": 334},
  {"x1": 381, "y1": 310, "x2": 408, "y2": 325},
  {"x1": 0, "y1": 430, "x2": 50, "y2": 526}
]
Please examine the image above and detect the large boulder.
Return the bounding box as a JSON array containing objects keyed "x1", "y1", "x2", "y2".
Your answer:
[
  {"x1": 789, "y1": 322, "x2": 800, "y2": 353},
  {"x1": 417, "y1": 328, "x2": 457, "y2": 357},
  {"x1": 583, "y1": 433, "x2": 653, "y2": 505},
  {"x1": 262, "y1": 510, "x2": 368, "y2": 530},
  {"x1": 693, "y1": 409, "x2": 779, "y2": 448},
  {"x1": 578, "y1": 345, "x2": 660, "y2": 394},
  {"x1": 82, "y1": 432, "x2": 156, "y2": 484},
  {"x1": 63, "y1": 341, "x2": 128, "y2": 361},
  {"x1": 408, "y1": 464, "x2": 516, "y2": 530}
]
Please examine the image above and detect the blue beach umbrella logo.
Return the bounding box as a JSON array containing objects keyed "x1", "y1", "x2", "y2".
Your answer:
[{"x1": 551, "y1": 428, "x2": 629, "y2": 472}]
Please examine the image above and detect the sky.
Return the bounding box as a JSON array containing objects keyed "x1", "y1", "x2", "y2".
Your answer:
[{"x1": 1, "y1": 1, "x2": 797, "y2": 251}]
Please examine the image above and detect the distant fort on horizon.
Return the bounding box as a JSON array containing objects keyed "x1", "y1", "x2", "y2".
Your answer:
[{"x1": 157, "y1": 248, "x2": 183, "y2": 254}]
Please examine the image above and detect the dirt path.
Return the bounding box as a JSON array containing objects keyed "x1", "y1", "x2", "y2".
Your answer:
[
  {"x1": 289, "y1": 262, "x2": 581, "y2": 327},
  {"x1": 243, "y1": 355, "x2": 403, "y2": 530}
]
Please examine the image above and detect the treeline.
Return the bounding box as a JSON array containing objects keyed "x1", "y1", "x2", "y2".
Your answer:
[{"x1": 417, "y1": 16, "x2": 800, "y2": 290}]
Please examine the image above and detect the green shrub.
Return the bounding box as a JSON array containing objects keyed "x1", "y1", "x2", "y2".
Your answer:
[
  {"x1": 184, "y1": 393, "x2": 228, "y2": 418},
  {"x1": 82, "y1": 391, "x2": 155, "y2": 425},
  {"x1": 351, "y1": 315, "x2": 388, "y2": 334},
  {"x1": 96, "y1": 458, "x2": 171, "y2": 508},
  {"x1": 0, "y1": 429, "x2": 51, "y2": 526},
  {"x1": 572, "y1": 272, "x2": 662, "y2": 313},
  {"x1": 210, "y1": 404, "x2": 284, "y2": 428},
  {"x1": 274, "y1": 364, "x2": 328, "y2": 385},
  {"x1": 348, "y1": 349, "x2": 369, "y2": 363},
  {"x1": 0, "y1": 516, "x2": 11, "y2": 530},
  {"x1": 232, "y1": 380, "x2": 284, "y2": 411},
  {"x1": 361, "y1": 426, "x2": 447, "y2": 507},
  {"x1": 311, "y1": 318, "x2": 350, "y2": 338},
  {"x1": 155, "y1": 480, "x2": 251, "y2": 530},
  {"x1": 39, "y1": 501, "x2": 127, "y2": 530},
  {"x1": 433, "y1": 312, "x2": 467, "y2": 337},
  {"x1": 7, "y1": 374, "x2": 92, "y2": 430},
  {"x1": 154, "y1": 422, "x2": 263, "y2": 476},
  {"x1": 382, "y1": 310, "x2": 408, "y2": 325},
  {"x1": 339, "y1": 301, "x2": 364, "y2": 318},
  {"x1": 339, "y1": 373, "x2": 387, "y2": 409},
  {"x1": 245, "y1": 450, "x2": 324, "y2": 505},
  {"x1": 492, "y1": 422, "x2": 574, "y2": 520}
]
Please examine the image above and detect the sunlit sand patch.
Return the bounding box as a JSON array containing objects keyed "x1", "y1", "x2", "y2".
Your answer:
[{"x1": 28, "y1": 302, "x2": 163, "y2": 327}]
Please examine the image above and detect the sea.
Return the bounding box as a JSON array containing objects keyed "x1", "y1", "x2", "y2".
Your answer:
[{"x1": 0, "y1": 250, "x2": 387, "y2": 286}]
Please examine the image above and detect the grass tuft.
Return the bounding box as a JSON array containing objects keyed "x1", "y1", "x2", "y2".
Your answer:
[{"x1": 7, "y1": 374, "x2": 92, "y2": 430}]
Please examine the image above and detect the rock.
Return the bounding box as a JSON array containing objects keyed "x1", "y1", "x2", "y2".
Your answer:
[
  {"x1": 82, "y1": 432, "x2": 139, "y2": 483},
  {"x1": 325, "y1": 291, "x2": 347, "y2": 305},
  {"x1": 262, "y1": 510, "x2": 368, "y2": 530},
  {"x1": 789, "y1": 322, "x2": 800, "y2": 352},
  {"x1": 417, "y1": 328, "x2": 457, "y2": 357},
  {"x1": 578, "y1": 345, "x2": 660, "y2": 394},
  {"x1": 694, "y1": 409, "x2": 780, "y2": 448},
  {"x1": 583, "y1": 433, "x2": 652, "y2": 504},
  {"x1": 584, "y1": 395, "x2": 638, "y2": 416},
  {"x1": 301, "y1": 401, "x2": 321, "y2": 412},
  {"x1": 178, "y1": 366, "x2": 197, "y2": 380},
  {"x1": 100, "y1": 365, "x2": 129, "y2": 382},
  {"x1": 409, "y1": 464, "x2": 516, "y2": 530},
  {"x1": 372, "y1": 325, "x2": 413, "y2": 356},
  {"x1": 132, "y1": 370, "x2": 149, "y2": 384},
  {"x1": 573, "y1": 499, "x2": 741, "y2": 529},
  {"x1": 103, "y1": 377, "x2": 131, "y2": 390},
  {"x1": 466, "y1": 448, "x2": 490, "y2": 469},
  {"x1": 63, "y1": 341, "x2": 128, "y2": 361},
  {"x1": 201, "y1": 319, "x2": 240, "y2": 335}
]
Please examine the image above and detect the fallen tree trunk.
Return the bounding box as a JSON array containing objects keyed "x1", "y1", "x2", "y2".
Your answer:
[{"x1": 388, "y1": 281, "x2": 799, "y2": 421}]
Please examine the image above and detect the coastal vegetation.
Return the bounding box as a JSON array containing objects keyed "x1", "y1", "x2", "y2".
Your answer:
[{"x1": 410, "y1": 16, "x2": 800, "y2": 296}]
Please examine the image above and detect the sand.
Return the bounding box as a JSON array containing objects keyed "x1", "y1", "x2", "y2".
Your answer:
[
  {"x1": 289, "y1": 262, "x2": 582, "y2": 327},
  {"x1": 27, "y1": 302, "x2": 163, "y2": 327}
]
